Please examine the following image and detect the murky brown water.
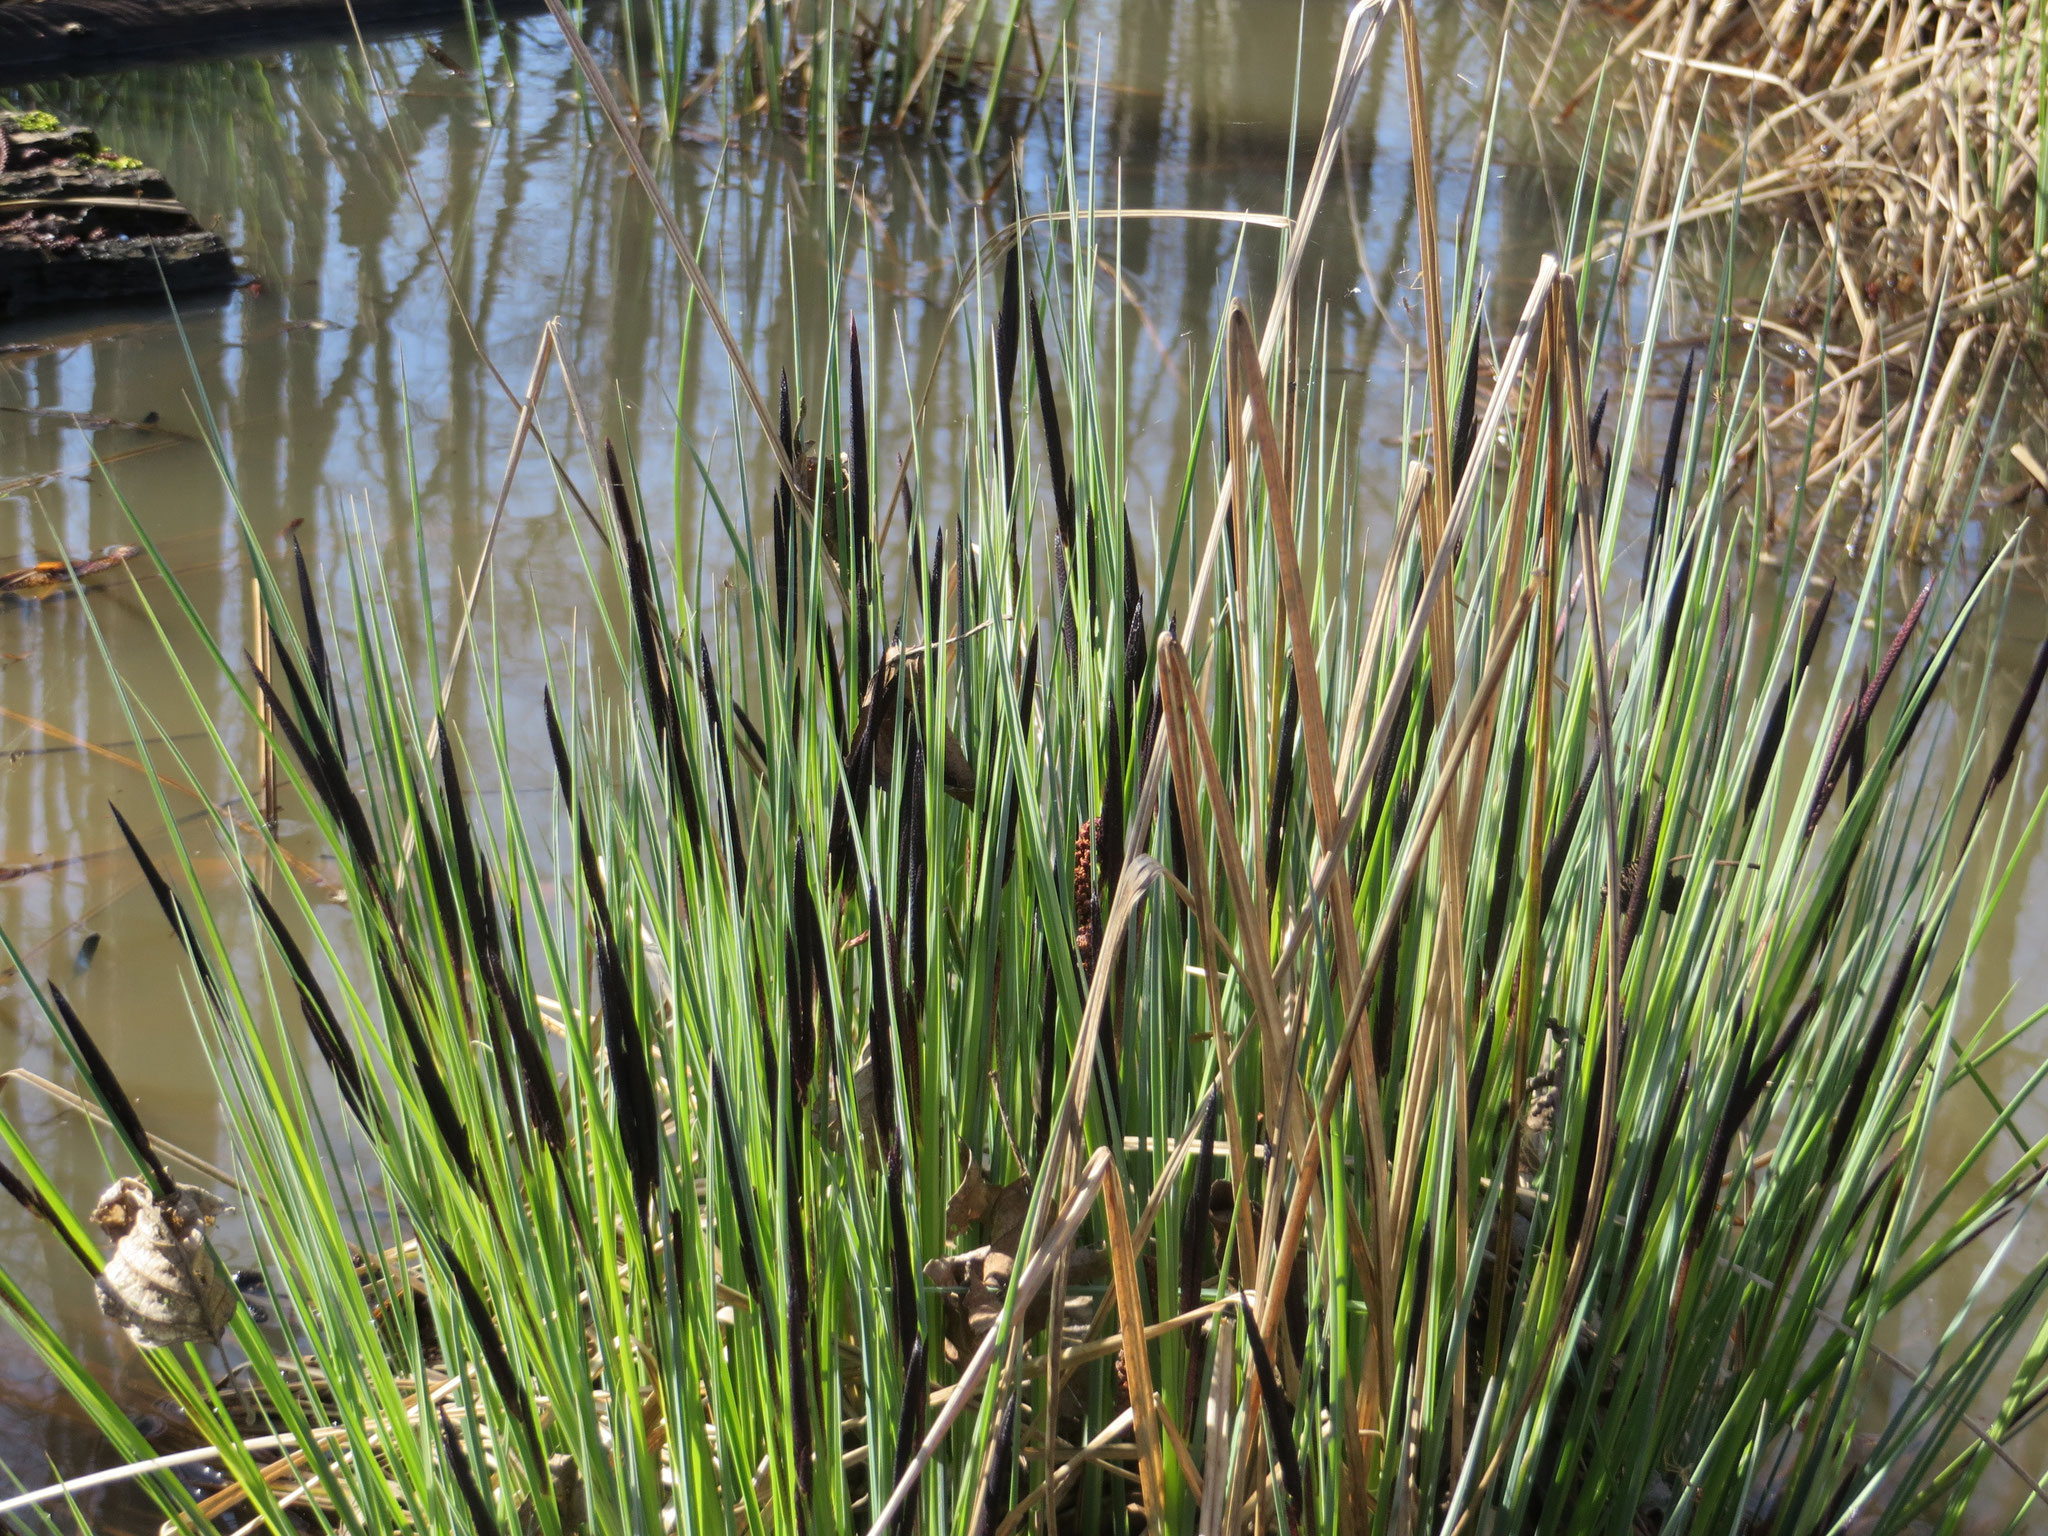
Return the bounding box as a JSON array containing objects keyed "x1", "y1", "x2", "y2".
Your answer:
[{"x1": 0, "y1": 2, "x2": 2043, "y2": 1528}]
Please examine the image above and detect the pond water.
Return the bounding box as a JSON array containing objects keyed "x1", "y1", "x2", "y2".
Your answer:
[{"x1": 0, "y1": 2, "x2": 2042, "y2": 1529}]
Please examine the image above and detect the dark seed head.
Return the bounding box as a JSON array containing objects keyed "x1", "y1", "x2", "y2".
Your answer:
[
  {"x1": 1239, "y1": 1301, "x2": 1305, "y2": 1521},
  {"x1": 1028, "y1": 298, "x2": 1076, "y2": 556},
  {"x1": 886, "y1": 1146, "x2": 919, "y2": 1363},
  {"x1": 48, "y1": 982, "x2": 173, "y2": 1201}
]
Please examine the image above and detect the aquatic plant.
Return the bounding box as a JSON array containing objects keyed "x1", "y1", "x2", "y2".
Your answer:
[
  {"x1": 3, "y1": 3, "x2": 2048, "y2": 1534},
  {"x1": 601, "y1": 0, "x2": 1052, "y2": 147}
]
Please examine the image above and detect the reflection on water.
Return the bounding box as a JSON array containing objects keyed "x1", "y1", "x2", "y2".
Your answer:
[{"x1": 0, "y1": 2, "x2": 2041, "y2": 1527}]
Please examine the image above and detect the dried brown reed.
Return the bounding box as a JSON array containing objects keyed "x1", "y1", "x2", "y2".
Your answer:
[{"x1": 1570, "y1": 0, "x2": 2046, "y2": 547}]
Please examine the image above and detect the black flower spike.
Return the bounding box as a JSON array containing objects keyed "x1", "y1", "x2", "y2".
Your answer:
[
  {"x1": 731, "y1": 700, "x2": 769, "y2": 766},
  {"x1": 1618, "y1": 794, "x2": 1666, "y2": 967},
  {"x1": 575, "y1": 820, "x2": 663, "y2": 1221},
  {"x1": 1541, "y1": 753, "x2": 1600, "y2": 908},
  {"x1": 784, "y1": 934, "x2": 814, "y2": 1126},
  {"x1": 1653, "y1": 539, "x2": 1696, "y2": 700},
  {"x1": 1843, "y1": 687, "x2": 1871, "y2": 804},
  {"x1": 463, "y1": 835, "x2": 561, "y2": 1151},
  {"x1": 997, "y1": 634, "x2": 1041, "y2": 889},
  {"x1": 865, "y1": 883, "x2": 901, "y2": 1159},
  {"x1": 848, "y1": 323, "x2": 874, "y2": 683},
  {"x1": 1809, "y1": 579, "x2": 1936, "y2": 836},
  {"x1": 542, "y1": 687, "x2": 576, "y2": 808},
  {"x1": 110, "y1": 804, "x2": 225, "y2": 1013},
  {"x1": 1480, "y1": 703, "x2": 1533, "y2": 986},
  {"x1": 1856, "y1": 576, "x2": 1934, "y2": 728},
  {"x1": 250, "y1": 653, "x2": 379, "y2": 887},
  {"x1": 1239, "y1": 1301, "x2": 1305, "y2": 1522},
  {"x1": 1976, "y1": 630, "x2": 2048, "y2": 830},
  {"x1": 774, "y1": 369, "x2": 795, "y2": 640},
  {"x1": 438, "y1": 1405, "x2": 507, "y2": 1536},
  {"x1": 260, "y1": 637, "x2": 347, "y2": 828},
  {"x1": 411, "y1": 792, "x2": 466, "y2": 976},
  {"x1": 1748, "y1": 988, "x2": 1824, "y2": 1104},
  {"x1": 1371, "y1": 888, "x2": 1409, "y2": 1068},
  {"x1": 828, "y1": 659, "x2": 883, "y2": 891},
  {"x1": 1822, "y1": 932, "x2": 1923, "y2": 1184},
  {"x1": 696, "y1": 636, "x2": 750, "y2": 896},
  {"x1": 885, "y1": 1147, "x2": 919, "y2": 1364},
  {"x1": 925, "y1": 523, "x2": 946, "y2": 634},
  {"x1": 291, "y1": 534, "x2": 343, "y2": 767},
  {"x1": 604, "y1": 440, "x2": 703, "y2": 850},
  {"x1": 244, "y1": 877, "x2": 370, "y2": 1124},
  {"x1": 437, "y1": 735, "x2": 564, "y2": 1155},
  {"x1": 1362, "y1": 676, "x2": 1418, "y2": 854},
  {"x1": 972, "y1": 1394, "x2": 1019, "y2": 1536},
  {"x1": 430, "y1": 1237, "x2": 544, "y2": 1470},
  {"x1": 710, "y1": 1061, "x2": 774, "y2": 1353},
  {"x1": 1028, "y1": 298, "x2": 1076, "y2": 557},
  {"x1": 1679, "y1": 1017, "x2": 1750, "y2": 1247},
  {"x1": 0, "y1": 1159, "x2": 51, "y2": 1226},
  {"x1": 896, "y1": 713, "x2": 930, "y2": 1004},
  {"x1": 1802, "y1": 695, "x2": 1862, "y2": 842},
  {"x1": 1644, "y1": 350, "x2": 1694, "y2": 584},
  {"x1": 1179, "y1": 1085, "x2": 1222, "y2": 1316},
  {"x1": 382, "y1": 954, "x2": 482, "y2": 1190},
  {"x1": 1449, "y1": 325, "x2": 1482, "y2": 493},
  {"x1": 1120, "y1": 514, "x2": 1146, "y2": 725},
  {"x1": 1565, "y1": 1043, "x2": 1609, "y2": 1252},
  {"x1": 995, "y1": 242, "x2": 1022, "y2": 496},
  {"x1": 1265, "y1": 671, "x2": 1299, "y2": 911},
  {"x1": 1622, "y1": 1059, "x2": 1690, "y2": 1283},
  {"x1": 1098, "y1": 715, "x2": 1128, "y2": 912},
  {"x1": 1051, "y1": 555, "x2": 1081, "y2": 675},
  {"x1": 47, "y1": 983, "x2": 174, "y2": 1200},
  {"x1": 792, "y1": 836, "x2": 834, "y2": 1049},
  {"x1": 0, "y1": 1158, "x2": 100, "y2": 1273},
  {"x1": 1745, "y1": 582, "x2": 1835, "y2": 824},
  {"x1": 1587, "y1": 387, "x2": 1610, "y2": 459},
  {"x1": 1897, "y1": 554, "x2": 1999, "y2": 754},
  {"x1": 890, "y1": 767, "x2": 929, "y2": 1131},
  {"x1": 1030, "y1": 936, "x2": 1059, "y2": 1164},
  {"x1": 1028, "y1": 294, "x2": 1080, "y2": 669},
  {"x1": 782, "y1": 1092, "x2": 814, "y2": 1507},
  {"x1": 881, "y1": 1336, "x2": 929, "y2": 1536}
]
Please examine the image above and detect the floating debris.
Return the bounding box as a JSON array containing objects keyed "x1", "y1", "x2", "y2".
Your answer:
[
  {"x1": 91, "y1": 1176, "x2": 239, "y2": 1349},
  {"x1": 0, "y1": 111, "x2": 233, "y2": 319},
  {"x1": 0, "y1": 542, "x2": 140, "y2": 596},
  {"x1": 423, "y1": 41, "x2": 470, "y2": 78},
  {"x1": 0, "y1": 401, "x2": 179, "y2": 432}
]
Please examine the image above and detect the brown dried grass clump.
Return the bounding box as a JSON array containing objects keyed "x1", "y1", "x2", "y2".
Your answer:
[{"x1": 1566, "y1": 0, "x2": 2046, "y2": 546}]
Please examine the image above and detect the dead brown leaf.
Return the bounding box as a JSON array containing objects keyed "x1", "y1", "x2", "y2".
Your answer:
[{"x1": 92, "y1": 1176, "x2": 238, "y2": 1349}]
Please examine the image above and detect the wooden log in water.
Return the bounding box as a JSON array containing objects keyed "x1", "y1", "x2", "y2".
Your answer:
[
  {"x1": 0, "y1": 0, "x2": 544, "y2": 84},
  {"x1": 0, "y1": 112, "x2": 234, "y2": 320}
]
